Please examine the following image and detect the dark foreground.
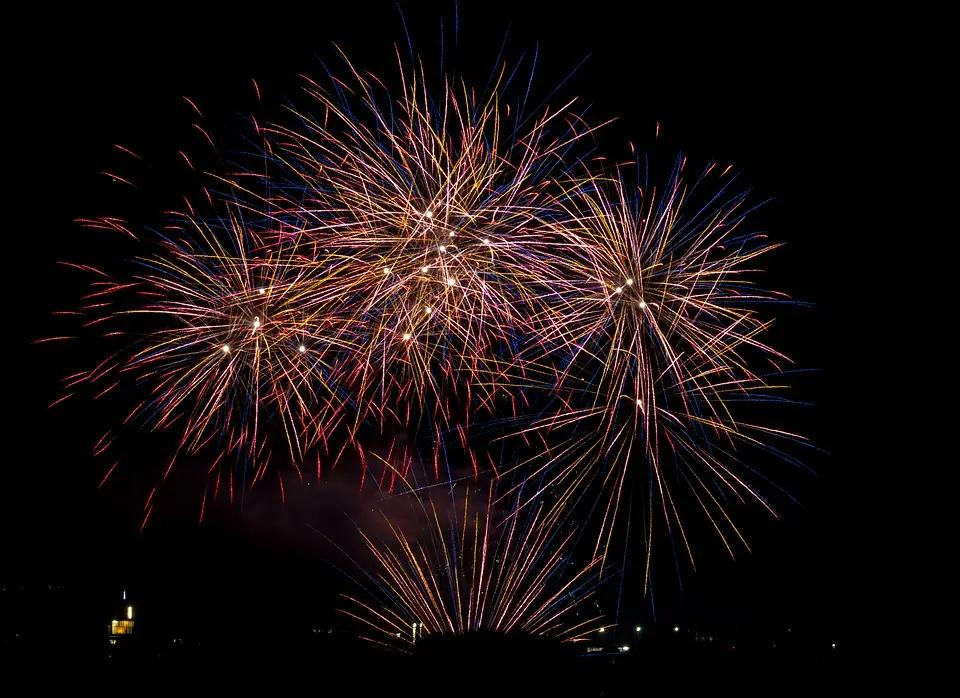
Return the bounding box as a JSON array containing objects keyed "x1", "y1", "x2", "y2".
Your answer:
[
  {"x1": 3, "y1": 584, "x2": 850, "y2": 692},
  {"x1": 5, "y1": 629, "x2": 849, "y2": 694}
]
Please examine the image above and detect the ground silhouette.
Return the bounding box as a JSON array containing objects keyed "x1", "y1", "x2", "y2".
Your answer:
[{"x1": 411, "y1": 630, "x2": 575, "y2": 694}]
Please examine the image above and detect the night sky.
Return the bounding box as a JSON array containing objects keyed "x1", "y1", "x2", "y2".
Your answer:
[{"x1": 7, "y1": 2, "x2": 878, "y2": 647}]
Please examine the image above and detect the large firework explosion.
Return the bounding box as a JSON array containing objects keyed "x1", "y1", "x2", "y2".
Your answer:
[
  {"x1": 497, "y1": 158, "x2": 813, "y2": 585},
  {"x1": 53, "y1": 192, "x2": 364, "y2": 524},
  {"x1": 46, "y1": 29, "x2": 810, "y2": 632},
  {"x1": 254, "y1": 46, "x2": 603, "y2": 445}
]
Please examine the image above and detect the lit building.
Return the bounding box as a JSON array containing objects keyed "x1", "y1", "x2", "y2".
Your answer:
[{"x1": 108, "y1": 590, "x2": 135, "y2": 643}]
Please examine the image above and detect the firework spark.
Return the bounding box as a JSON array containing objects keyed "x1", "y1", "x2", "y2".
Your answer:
[
  {"x1": 337, "y1": 475, "x2": 609, "y2": 651},
  {"x1": 48, "y1": 29, "x2": 809, "y2": 584},
  {"x1": 498, "y1": 157, "x2": 810, "y2": 587},
  {"x1": 254, "y1": 46, "x2": 604, "y2": 443},
  {"x1": 54, "y1": 195, "x2": 362, "y2": 522}
]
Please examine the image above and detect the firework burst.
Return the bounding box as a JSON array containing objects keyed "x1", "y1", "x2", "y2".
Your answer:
[
  {"x1": 51, "y1": 193, "x2": 363, "y2": 523},
  {"x1": 499, "y1": 157, "x2": 811, "y2": 586},
  {"x1": 46, "y1": 23, "x2": 811, "y2": 590},
  {"x1": 337, "y1": 475, "x2": 610, "y2": 651},
  {"x1": 256, "y1": 46, "x2": 603, "y2": 442}
]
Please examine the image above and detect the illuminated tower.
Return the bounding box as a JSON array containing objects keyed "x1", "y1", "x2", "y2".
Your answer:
[{"x1": 108, "y1": 590, "x2": 135, "y2": 643}]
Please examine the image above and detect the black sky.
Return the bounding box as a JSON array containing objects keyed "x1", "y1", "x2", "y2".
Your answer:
[{"x1": 7, "y1": 2, "x2": 879, "y2": 641}]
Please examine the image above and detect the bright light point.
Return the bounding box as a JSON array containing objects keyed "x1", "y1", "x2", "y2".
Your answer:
[
  {"x1": 253, "y1": 317, "x2": 260, "y2": 329},
  {"x1": 639, "y1": 301, "x2": 647, "y2": 309},
  {"x1": 298, "y1": 345, "x2": 306, "y2": 353},
  {"x1": 221, "y1": 345, "x2": 230, "y2": 353},
  {"x1": 626, "y1": 278, "x2": 634, "y2": 286},
  {"x1": 637, "y1": 399, "x2": 643, "y2": 407},
  {"x1": 622, "y1": 646, "x2": 630, "y2": 651},
  {"x1": 636, "y1": 626, "x2": 642, "y2": 632},
  {"x1": 673, "y1": 626, "x2": 679, "y2": 632},
  {"x1": 425, "y1": 308, "x2": 432, "y2": 314},
  {"x1": 615, "y1": 287, "x2": 623, "y2": 293},
  {"x1": 831, "y1": 643, "x2": 836, "y2": 648},
  {"x1": 424, "y1": 210, "x2": 433, "y2": 218},
  {"x1": 439, "y1": 245, "x2": 446, "y2": 252},
  {"x1": 447, "y1": 278, "x2": 456, "y2": 286},
  {"x1": 599, "y1": 628, "x2": 605, "y2": 633},
  {"x1": 258, "y1": 288, "x2": 265, "y2": 294},
  {"x1": 402, "y1": 333, "x2": 411, "y2": 341},
  {"x1": 448, "y1": 232, "x2": 455, "y2": 237},
  {"x1": 383, "y1": 268, "x2": 390, "y2": 275},
  {"x1": 422, "y1": 266, "x2": 430, "y2": 272},
  {"x1": 482, "y1": 238, "x2": 490, "y2": 245}
]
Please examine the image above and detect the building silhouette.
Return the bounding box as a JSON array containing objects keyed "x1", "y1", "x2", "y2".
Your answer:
[{"x1": 108, "y1": 590, "x2": 135, "y2": 644}]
